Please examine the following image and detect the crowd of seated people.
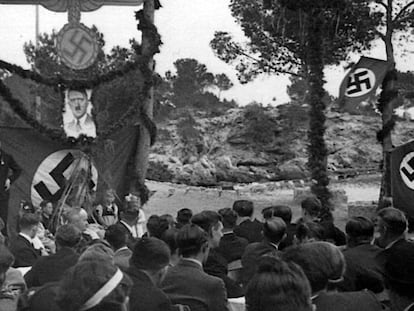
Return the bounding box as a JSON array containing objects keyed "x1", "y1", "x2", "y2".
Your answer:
[{"x1": 0, "y1": 192, "x2": 414, "y2": 311}]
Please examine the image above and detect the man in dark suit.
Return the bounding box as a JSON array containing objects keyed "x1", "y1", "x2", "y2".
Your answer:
[
  {"x1": 384, "y1": 240, "x2": 414, "y2": 311},
  {"x1": 127, "y1": 237, "x2": 174, "y2": 311},
  {"x1": 283, "y1": 242, "x2": 382, "y2": 311},
  {"x1": 192, "y1": 210, "x2": 243, "y2": 298},
  {"x1": 340, "y1": 217, "x2": 383, "y2": 293},
  {"x1": 9, "y1": 213, "x2": 41, "y2": 267},
  {"x1": 301, "y1": 196, "x2": 346, "y2": 246},
  {"x1": 161, "y1": 224, "x2": 229, "y2": 311},
  {"x1": 241, "y1": 217, "x2": 286, "y2": 287},
  {"x1": 24, "y1": 224, "x2": 81, "y2": 288},
  {"x1": 105, "y1": 224, "x2": 132, "y2": 272},
  {"x1": 0, "y1": 144, "x2": 21, "y2": 236},
  {"x1": 375, "y1": 207, "x2": 411, "y2": 270},
  {"x1": 216, "y1": 208, "x2": 248, "y2": 263},
  {"x1": 262, "y1": 205, "x2": 296, "y2": 250},
  {"x1": 232, "y1": 200, "x2": 263, "y2": 243}
]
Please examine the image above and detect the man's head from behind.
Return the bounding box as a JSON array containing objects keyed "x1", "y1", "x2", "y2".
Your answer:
[
  {"x1": 55, "y1": 224, "x2": 82, "y2": 249},
  {"x1": 191, "y1": 211, "x2": 223, "y2": 249},
  {"x1": 345, "y1": 216, "x2": 374, "y2": 246},
  {"x1": 19, "y1": 213, "x2": 41, "y2": 238},
  {"x1": 232, "y1": 200, "x2": 254, "y2": 218},
  {"x1": 262, "y1": 205, "x2": 293, "y2": 224},
  {"x1": 177, "y1": 224, "x2": 209, "y2": 262},
  {"x1": 176, "y1": 208, "x2": 192, "y2": 228},
  {"x1": 263, "y1": 217, "x2": 286, "y2": 245},
  {"x1": 218, "y1": 208, "x2": 238, "y2": 230},
  {"x1": 301, "y1": 196, "x2": 321, "y2": 221},
  {"x1": 130, "y1": 237, "x2": 170, "y2": 285},
  {"x1": 67, "y1": 88, "x2": 88, "y2": 120},
  {"x1": 282, "y1": 242, "x2": 345, "y2": 294},
  {"x1": 105, "y1": 224, "x2": 129, "y2": 251},
  {"x1": 376, "y1": 207, "x2": 408, "y2": 247}
]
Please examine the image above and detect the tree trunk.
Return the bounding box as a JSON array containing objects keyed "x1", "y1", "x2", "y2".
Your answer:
[
  {"x1": 378, "y1": 0, "x2": 396, "y2": 208},
  {"x1": 306, "y1": 11, "x2": 332, "y2": 219},
  {"x1": 132, "y1": 0, "x2": 154, "y2": 195}
]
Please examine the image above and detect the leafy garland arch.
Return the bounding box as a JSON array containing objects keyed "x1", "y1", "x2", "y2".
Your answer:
[{"x1": 0, "y1": 9, "x2": 159, "y2": 147}]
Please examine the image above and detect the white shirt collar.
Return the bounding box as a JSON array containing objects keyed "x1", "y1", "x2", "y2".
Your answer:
[
  {"x1": 76, "y1": 113, "x2": 89, "y2": 126},
  {"x1": 182, "y1": 257, "x2": 203, "y2": 268},
  {"x1": 269, "y1": 242, "x2": 279, "y2": 250}
]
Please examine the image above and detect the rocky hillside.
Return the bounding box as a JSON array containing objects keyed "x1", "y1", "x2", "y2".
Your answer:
[{"x1": 148, "y1": 104, "x2": 414, "y2": 186}]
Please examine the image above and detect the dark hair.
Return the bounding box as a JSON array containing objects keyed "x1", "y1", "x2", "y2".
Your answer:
[
  {"x1": 191, "y1": 211, "x2": 222, "y2": 236},
  {"x1": 345, "y1": 216, "x2": 374, "y2": 243},
  {"x1": 55, "y1": 224, "x2": 82, "y2": 248},
  {"x1": 377, "y1": 207, "x2": 407, "y2": 236},
  {"x1": 67, "y1": 87, "x2": 87, "y2": 98},
  {"x1": 40, "y1": 200, "x2": 52, "y2": 209},
  {"x1": 146, "y1": 215, "x2": 170, "y2": 239},
  {"x1": 176, "y1": 224, "x2": 209, "y2": 257},
  {"x1": 161, "y1": 228, "x2": 179, "y2": 254},
  {"x1": 105, "y1": 224, "x2": 129, "y2": 250},
  {"x1": 176, "y1": 208, "x2": 193, "y2": 228},
  {"x1": 262, "y1": 205, "x2": 292, "y2": 224},
  {"x1": 282, "y1": 242, "x2": 345, "y2": 293},
  {"x1": 295, "y1": 221, "x2": 325, "y2": 243},
  {"x1": 160, "y1": 214, "x2": 175, "y2": 228},
  {"x1": 218, "y1": 208, "x2": 237, "y2": 229},
  {"x1": 56, "y1": 261, "x2": 132, "y2": 311},
  {"x1": 130, "y1": 237, "x2": 170, "y2": 272},
  {"x1": 263, "y1": 217, "x2": 286, "y2": 244},
  {"x1": 245, "y1": 256, "x2": 312, "y2": 311},
  {"x1": 232, "y1": 200, "x2": 254, "y2": 217},
  {"x1": 19, "y1": 213, "x2": 41, "y2": 230},
  {"x1": 301, "y1": 196, "x2": 321, "y2": 217},
  {"x1": 0, "y1": 245, "x2": 14, "y2": 274}
]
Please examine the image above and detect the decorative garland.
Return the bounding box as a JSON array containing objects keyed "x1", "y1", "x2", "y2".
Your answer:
[
  {"x1": 376, "y1": 69, "x2": 398, "y2": 143},
  {"x1": 305, "y1": 10, "x2": 333, "y2": 221},
  {"x1": 0, "y1": 10, "x2": 159, "y2": 147}
]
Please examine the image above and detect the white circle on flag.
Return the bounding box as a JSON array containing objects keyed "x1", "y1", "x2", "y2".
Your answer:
[
  {"x1": 31, "y1": 149, "x2": 98, "y2": 207},
  {"x1": 400, "y1": 152, "x2": 414, "y2": 190},
  {"x1": 345, "y1": 68, "x2": 376, "y2": 98}
]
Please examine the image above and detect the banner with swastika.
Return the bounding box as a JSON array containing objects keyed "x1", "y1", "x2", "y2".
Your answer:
[
  {"x1": 338, "y1": 56, "x2": 390, "y2": 114},
  {"x1": 0, "y1": 125, "x2": 138, "y2": 236},
  {"x1": 391, "y1": 140, "x2": 414, "y2": 219}
]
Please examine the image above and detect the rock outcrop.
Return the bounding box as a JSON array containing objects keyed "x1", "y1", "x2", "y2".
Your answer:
[{"x1": 148, "y1": 106, "x2": 414, "y2": 186}]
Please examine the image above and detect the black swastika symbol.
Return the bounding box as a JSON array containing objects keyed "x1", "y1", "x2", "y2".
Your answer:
[
  {"x1": 63, "y1": 30, "x2": 93, "y2": 64},
  {"x1": 347, "y1": 70, "x2": 372, "y2": 95},
  {"x1": 401, "y1": 156, "x2": 414, "y2": 183},
  {"x1": 34, "y1": 153, "x2": 74, "y2": 202}
]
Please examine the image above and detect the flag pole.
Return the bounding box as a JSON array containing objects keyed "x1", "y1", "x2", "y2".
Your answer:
[{"x1": 35, "y1": 4, "x2": 41, "y2": 121}]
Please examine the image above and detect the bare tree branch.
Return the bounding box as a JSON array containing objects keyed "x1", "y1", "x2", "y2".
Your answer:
[
  {"x1": 393, "y1": 1, "x2": 414, "y2": 23},
  {"x1": 374, "y1": 0, "x2": 388, "y2": 11}
]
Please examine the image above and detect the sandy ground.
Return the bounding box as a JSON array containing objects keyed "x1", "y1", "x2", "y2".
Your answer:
[{"x1": 143, "y1": 179, "x2": 381, "y2": 230}]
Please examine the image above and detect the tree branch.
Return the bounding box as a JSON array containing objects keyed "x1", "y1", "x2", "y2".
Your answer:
[
  {"x1": 394, "y1": 1, "x2": 414, "y2": 23},
  {"x1": 374, "y1": 0, "x2": 388, "y2": 11},
  {"x1": 229, "y1": 43, "x2": 304, "y2": 77}
]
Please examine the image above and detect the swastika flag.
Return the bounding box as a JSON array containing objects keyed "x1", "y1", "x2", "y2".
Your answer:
[
  {"x1": 338, "y1": 56, "x2": 390, "y2": 114},
  {"x1": 391, "y1": 140, "x2": 414, "y2": 219},
  {"x1": 0, "y1": 125, "x2": 138, "y2": 235}
]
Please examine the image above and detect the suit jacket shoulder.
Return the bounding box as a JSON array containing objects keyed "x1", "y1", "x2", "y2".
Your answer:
[
  {"x1": 162, "y1": 259, "x2": 228, "y2": 311},
  {"x1": 9, "y1": 235, "x2": 40, "y2": 268},
  {"x1": 128, "y1": 267, "x2": 173, "y2": 311},
  {"x1": 314, "y1": 290, "x2": 382, "y2": 311}
]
